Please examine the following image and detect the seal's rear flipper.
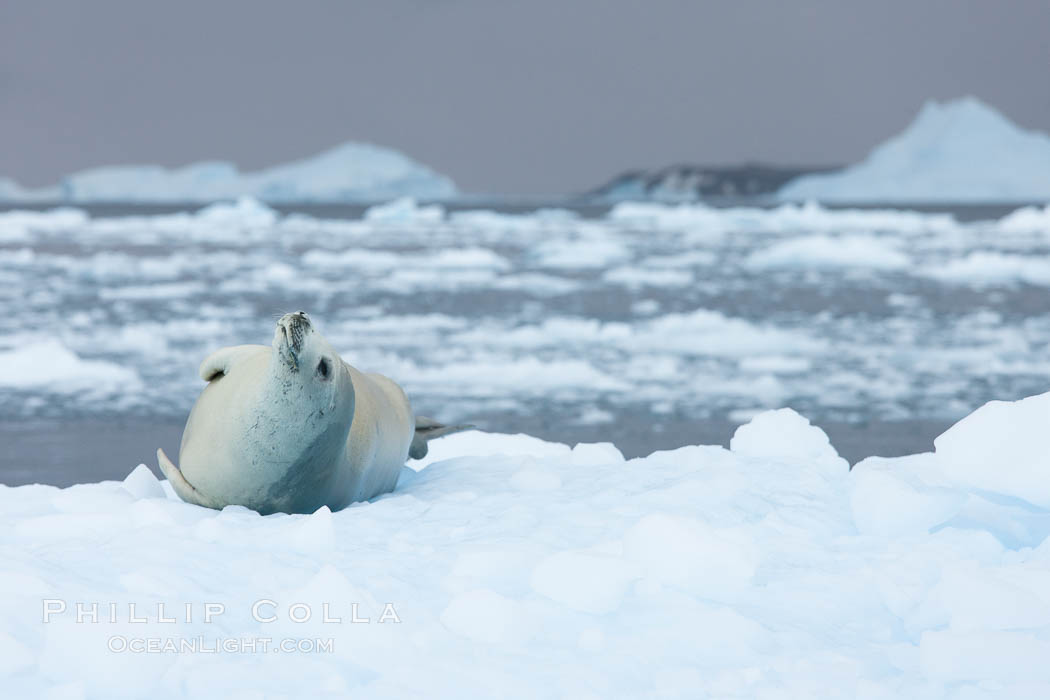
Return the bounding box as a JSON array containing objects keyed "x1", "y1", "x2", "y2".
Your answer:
[
  {"x1": 409, "y1": 416, "x2": 474, "y2": 459},
  {"x1": 157, "y1": 448, "x2": 211, "y2": 508}
]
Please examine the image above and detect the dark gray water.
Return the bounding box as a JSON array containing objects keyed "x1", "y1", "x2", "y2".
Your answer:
[
  {"x1": 0, "y1": 198, "x2": 1032, "y2": 222},
  {"x1": 0, "y1": 415, "x2": 954, "y2": 488}
]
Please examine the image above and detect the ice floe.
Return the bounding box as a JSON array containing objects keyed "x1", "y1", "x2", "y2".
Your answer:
[{"x1": 3, "y1": 390, "x2": 1050, "y2": 696}]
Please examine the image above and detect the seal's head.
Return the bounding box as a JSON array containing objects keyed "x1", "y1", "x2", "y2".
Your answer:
[{"x1": 271, "y1": 311, "x2": 350, "y2": 407}]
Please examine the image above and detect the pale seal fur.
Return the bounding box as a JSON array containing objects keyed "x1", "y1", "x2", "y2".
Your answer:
[{"x1": 157, "y1": 312, "x2": 467, "y2": 514}]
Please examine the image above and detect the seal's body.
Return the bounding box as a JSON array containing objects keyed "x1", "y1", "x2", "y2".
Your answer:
[{"x1": 158, "y1": 312, "x2": 462, "y2": 514}]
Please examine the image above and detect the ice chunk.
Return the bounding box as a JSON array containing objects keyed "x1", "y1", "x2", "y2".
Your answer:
[
  {"x1": 922, "y1": 251, "x2": 1050, "y2": 287},
  {"x1": 746, "y1": 235, "x2": 910, "y2": 270},
  {"x1": 996, "y1": 203, "x2": 1050, "y2": 234},
  {"x1": 121, "y1": 464, "x2": 165, "y2": 500},
  {"x1": 194, "y1": 196, "x2": 278, "y2": 228},
  {"x1": 602, "y1": 266, "x2": 693, "y2": 289},
  {"x1": 934, "y1": 391, "x2": 1050, "y2": 507},
  {"x1": 364, "y1": 197, "x2": 444, "y2": 223},
  {"x1": 0, "y1": 339, "x2": 140, "y2": 392},
  {"x1": 531, "y1": 238, "x2": 630, "y2": 269},
  {"x1": 730, "y1": 408, "x2": 848, "y2": 474}
]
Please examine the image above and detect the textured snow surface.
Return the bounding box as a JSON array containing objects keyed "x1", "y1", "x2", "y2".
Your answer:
[
  {"x1": 3, "y1": 199, "x2": 1050, "y2": 428},
  {"x1": 780, "y1": 97, "x2": 1050, "y2": 202},
  {"x1": 4, "y1": 393, "x2": 1050, "y2": 697},
  {"x1": 0, "y1": 143, "x2": 456, "y2": 203}
]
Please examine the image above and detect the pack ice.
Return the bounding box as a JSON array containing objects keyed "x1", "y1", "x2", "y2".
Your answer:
[{"x1": 3, "y1": 391, "x2": 1050, "y2": 697}]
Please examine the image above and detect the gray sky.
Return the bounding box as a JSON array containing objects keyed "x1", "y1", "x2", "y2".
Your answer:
[{"x1": 2, "y1": 0, "x2": 1048, "y2": 195}]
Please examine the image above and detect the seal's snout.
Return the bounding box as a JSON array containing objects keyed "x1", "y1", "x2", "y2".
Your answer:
[{"x1": 275, "y1": 311, "x2": 314, "y2": 369}]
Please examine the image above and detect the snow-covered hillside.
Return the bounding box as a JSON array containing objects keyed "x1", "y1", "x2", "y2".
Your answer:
[
  {"x1": 4, "y1": 393, "x2": 1050, "y2": 696},
  {"x1": 779, "y1": 97, "x2": 1050, "y2": 202},
  {"x1": 0, "y1": 143, "x2": 456, "y2": 203}
]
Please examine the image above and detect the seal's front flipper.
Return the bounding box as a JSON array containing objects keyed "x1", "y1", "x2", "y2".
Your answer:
[
  {"x1": 198, "y1": 345, "x2": 268, "y2": 382},
  {"x1": 409, "y1": 416, "x2": 474, "y2": 459},
  {"x1": 157, "y1": 448, "x2": 213, "y2": 508}
]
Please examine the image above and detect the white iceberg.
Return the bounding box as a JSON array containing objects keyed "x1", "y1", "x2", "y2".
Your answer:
[
  {"x1": 0, "y1": 177, "x2": 57, "y2": 203},
  {"x1": 779, "y1": 96, "x2": 1050, "y2": 202},
  {"x1": 238, "y1": 142, "x2": 455, "y2": 202},
  {"x1": 0, "y1": 142, "x2": 456, "y2": 203}
]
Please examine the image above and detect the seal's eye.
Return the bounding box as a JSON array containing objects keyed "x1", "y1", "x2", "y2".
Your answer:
[{"x1": 316, "y1": 358, "x2": 330, "y2": 380}]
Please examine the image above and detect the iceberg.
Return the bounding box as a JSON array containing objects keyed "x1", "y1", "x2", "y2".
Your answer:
[
  {"x1": 0, "y1": 142, "x2": 456, "y2": 203},
  {"x1": 0, "y1": 177, "x2": 57, "y2": 202},
  {"x1": 0, "y1": 177, "x2": 23, "y2": 200},
  {"x1": 779, "y1": 96, "x2": 1050, "y2": 202}
]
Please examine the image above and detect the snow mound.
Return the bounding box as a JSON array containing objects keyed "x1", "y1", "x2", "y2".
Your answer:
[
  {"x1": 0, "y1": 143, "x2": 456, "y2": 203},
  {"x1": 5, "y1": 392, "x2": 1050, "y2": 696},
  {"x1": 780, "y1": 97, "x2": 1050, "y2": 202}
]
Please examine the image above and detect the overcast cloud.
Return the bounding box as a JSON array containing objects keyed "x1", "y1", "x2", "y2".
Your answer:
[{"x1": 1, "y1": 0, "x2": 1048, "y2": 194}]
